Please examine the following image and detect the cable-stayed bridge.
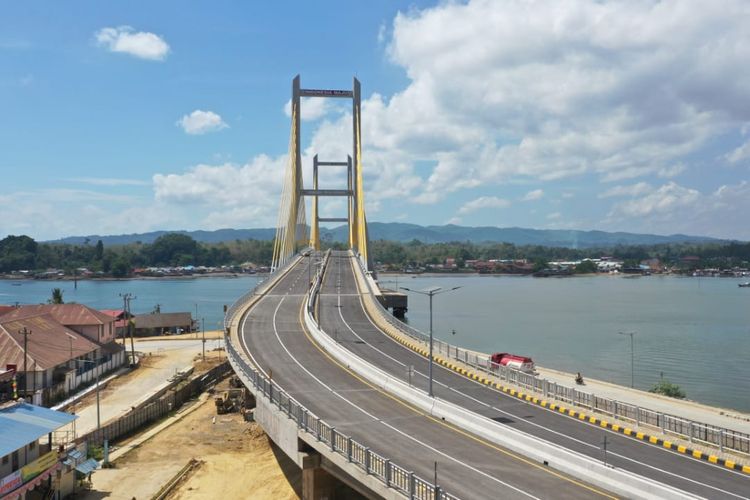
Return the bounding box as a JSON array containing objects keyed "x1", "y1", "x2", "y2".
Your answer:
[{"x1": 224, "y1": 76, "x2": 750, "y2": 500}]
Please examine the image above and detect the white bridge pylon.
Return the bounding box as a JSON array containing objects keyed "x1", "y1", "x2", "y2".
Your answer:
[{"x1": 271, "y1": 75, "x2": 371, "y2": 273}]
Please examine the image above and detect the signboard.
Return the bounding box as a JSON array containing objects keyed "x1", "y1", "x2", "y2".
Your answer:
[
  {"x1": 21, "y1": 450, "x2": 58, "y2": 482},
  {"x1": 299, "y1": 88, "x2": 353, "y2": 98},
  {"x1": 0, "y1": 470, "x2": 22, "y2": 497}
]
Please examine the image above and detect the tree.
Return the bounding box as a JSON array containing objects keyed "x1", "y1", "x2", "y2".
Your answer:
[
  {"x1": 574, "y1": 260, "x2": 598, "y2": 274},
  {"x1": 95, "y1": 240, "x2": 104, "y2": 260},
  {"x1": 112, "y1": 258, "x2": 130, "y2": 278},
  {"x1": 0, "y1": 235, "x2": 38, "y2": 272},
  {"x1": 49, "y1": 288, "x2": 64, "y2": 304},
  {"x1": 649, "y1": 379, "x2": 686, "y2": 399},
  {"x1": 147, "y1": 233, "x2": 199, "y2": 266}
]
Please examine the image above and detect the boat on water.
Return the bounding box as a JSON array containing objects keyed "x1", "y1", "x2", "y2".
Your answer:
[{"x1": 739, "y1": 282, "x2": 750, "y2": 288}]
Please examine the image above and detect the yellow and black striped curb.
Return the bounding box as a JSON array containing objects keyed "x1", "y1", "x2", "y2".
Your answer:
[{"x1": 366, "y1": 301, "x2": 750, "y2": 475}]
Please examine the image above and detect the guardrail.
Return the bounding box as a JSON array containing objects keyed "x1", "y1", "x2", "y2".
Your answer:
[
  {"x1": 355, "y1": 258, "x2": 750, "y2": 456},
  {"x1": 224, "y1": 251, "x2": 458, "y2": 500}
]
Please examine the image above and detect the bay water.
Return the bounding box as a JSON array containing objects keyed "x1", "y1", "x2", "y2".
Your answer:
[{"x1": 2, "y1": 274, "x2": 748, "y2": 412}]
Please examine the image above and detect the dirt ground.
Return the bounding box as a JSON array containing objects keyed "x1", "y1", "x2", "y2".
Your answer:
[{"x1": 78, "y1": 379, "x2": 301, "y2": 499}]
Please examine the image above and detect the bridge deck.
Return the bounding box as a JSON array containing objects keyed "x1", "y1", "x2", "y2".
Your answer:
[
  {"x1": 239, "y1": 257, "x2": 610, "y2": 499},
  {"x1": 318, "y1": 251, "x2": 750, "y2": 499}
]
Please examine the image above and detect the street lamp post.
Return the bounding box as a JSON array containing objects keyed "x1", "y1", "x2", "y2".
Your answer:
[
  {"x1": 618, "y1": 331, "x2": 636, "y2": 388},
  {"x1": 400, "y1": 286, "x2": 461, "y2": 398}
]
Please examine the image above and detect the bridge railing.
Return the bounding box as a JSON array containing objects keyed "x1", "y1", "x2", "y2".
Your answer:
[
  {"x1": 353, "y1": 258, "x2": 750, "y2": 456},
  {"x1": 224, "y1": 250, "x2": 458, "y2": 500}
]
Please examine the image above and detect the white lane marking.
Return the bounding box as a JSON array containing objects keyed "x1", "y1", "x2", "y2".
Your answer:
[
  {"x1": 330, "y1": 254, "x2": 748, "y2": 499},
  {"x1": 258, "y1": 291, "x2": 541, "y2": 499}
]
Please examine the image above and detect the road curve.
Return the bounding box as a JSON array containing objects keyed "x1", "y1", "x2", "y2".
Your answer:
[
  {"x1": 238, "y1": 255, "x2": 613, "y2": 500},
  {"x1": 317, "y1": 251, "x2": 750, "y2": 500}
]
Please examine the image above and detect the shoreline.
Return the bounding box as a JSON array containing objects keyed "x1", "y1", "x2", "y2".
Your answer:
[{"x1": 0, "y1": 272, "x2": 269, "y2": 282}]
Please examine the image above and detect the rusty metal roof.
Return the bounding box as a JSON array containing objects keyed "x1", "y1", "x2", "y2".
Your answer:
[
  {"x1": 134, "y1": 312, "x2": 192, "y2": 330},
  {"x1": 0, "y1": 314, "x2": 99, "y2": 371},
  {"x1": 2, "y1": 304, "x2": 115, "y2": 327}
]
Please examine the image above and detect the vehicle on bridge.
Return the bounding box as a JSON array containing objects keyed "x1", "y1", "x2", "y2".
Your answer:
[{"x1": 491, "y1": 352, "x2": 535, "y2": 373}]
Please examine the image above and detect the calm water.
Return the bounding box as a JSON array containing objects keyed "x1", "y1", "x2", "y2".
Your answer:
[
  {"x1": 2, "y1": 274, "x2": 749, "y2": 412},
  {"x1": 393, "y1": 274, "x2": 750, "y2": 412},
  {"x1": 0, "y1": 276, "x2": 262, "y2": 332}
]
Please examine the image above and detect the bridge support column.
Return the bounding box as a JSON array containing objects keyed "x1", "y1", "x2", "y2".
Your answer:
[{"x1": 302, "y1": 454, "x2": 336, "y2": 500}]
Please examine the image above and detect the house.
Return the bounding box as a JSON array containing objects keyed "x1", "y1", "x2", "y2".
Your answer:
[
  {"x1": 1, "y1": 304, "x2": 117, "y2": 345},
  {"x1": 99, "y1": 309, "x2": 131, "y2": 338},
  {"x1": 133, "y1": 312, "x2": 193, "y2": 336},
  {"x1": 0, "y1": 401, "x2": 92, "y2": 499},
  {"x1": 0, "y1": 305, "x2": 126, "y2": 406}
]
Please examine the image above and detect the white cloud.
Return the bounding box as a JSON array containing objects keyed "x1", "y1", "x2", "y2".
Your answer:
[
  {"x1": 726, "y1": 139, "x2": 750, "y2": 164},
  {"x1": 458, "y1": 196, "x2": 511, "y2": 215},
  {"x1": 94, "y1": 26, "x2": 170, "y2": 61},
  {"x1": 609, "y1": 182, "x2": 700, "y2": 218},
  {"x1": 598, "y1": 182, "x2": 653, "y2": 199},
  {"x1": 284, "y1": 98, "x2": 331, "y2": 121},
  {"x1": 177, "y1": 110, "x2": 228, "y2": 135},
  {"x1": 657, "y1": 164, "x2": 686, "y2": 178},
  {"x1": 546, "y1": 212, "x2": 561, "y2": 220},
  {"x1": 521, "y1": 189, "x2": 544, "y2": 201},
  {"x1": 601, "y1": 180, "x2": 750, "y2": 238},
  {"x1": 355, "y1": 0, "x2": 750, "y2": 203}
]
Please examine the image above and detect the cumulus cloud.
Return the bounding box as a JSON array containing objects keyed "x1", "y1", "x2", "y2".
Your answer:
[
  {"x1": 177, "y1": 110, "x2": 228, "y2": 135},
  {"x1": 602, "y1": 180, "x2": 750, "y2": 238},
  {"x1": 521, "y1": 189, "x2": 544, "y2": 201},
  {"x1": 284, "y1": 98, "x2": 333, "y2": 121},
  {"x1": 726, "y1": 139, "x2": 750, "y2": 164},
  {"x1": 356, "y1": 0, "x2": 750, "y2": 204},
  {"x1": 94, "y1": 26, "x2": 170, "y2": 61},
  {"x1": 458, "y1": 196, "x2": 511, "y2": 215},
  {"x1": 598, "y1": 182, "x2": 653, "y2": 199},
  {"x1": 609, "y1": 182, "x2": 700, "y2": 218}
]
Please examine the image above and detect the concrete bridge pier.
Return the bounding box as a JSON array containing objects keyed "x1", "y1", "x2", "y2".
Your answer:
[{"x1": 302, "y1": 454, "x2": 336, "y2": 500}]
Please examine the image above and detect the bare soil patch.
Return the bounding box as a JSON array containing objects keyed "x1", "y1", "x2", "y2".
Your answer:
[{"x1": 78, "y1": 379, "x2": 300, "y2": 500}]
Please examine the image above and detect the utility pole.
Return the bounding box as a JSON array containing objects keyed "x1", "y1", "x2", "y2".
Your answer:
[
  {"x1": 201, "y1": 317, "x2": 205, "y2": 360},
  {"x1": 120, "y1": 293, "x2": 136, "y2": 366},
  {"x1": 19, "y1": 327, "x2": 31, "y2": 398}
]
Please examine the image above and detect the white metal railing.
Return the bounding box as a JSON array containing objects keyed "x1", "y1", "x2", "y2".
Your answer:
[
  {"x1": 224, "y1": 250, "x2": 459, "y2": 500},
  {"x1": 355, "y1": 258, "x2": 750, "y2": 457}
]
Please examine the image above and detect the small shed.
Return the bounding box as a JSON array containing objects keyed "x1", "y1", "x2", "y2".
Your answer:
[{"x1": 132, "y1": 312, "x2": 193, "y2": 337}]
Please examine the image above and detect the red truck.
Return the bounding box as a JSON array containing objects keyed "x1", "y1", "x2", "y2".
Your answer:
[{"x1": 490, "y1": 353, "x2": 535, "y2": 374}]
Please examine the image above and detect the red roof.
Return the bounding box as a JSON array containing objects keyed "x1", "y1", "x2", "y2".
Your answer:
[
  {"x1": 2, "y1": 304, "x2": 115, "y2": 327},
  {"x1": 0, "y1": 314, "x2": 99, "y2": 371},
  {"x1": 0, "y1": 306, "x2": 16, "y2": 317},
  {"x1": 100, "y1": 309, "x2": 124, "y2": 317}
]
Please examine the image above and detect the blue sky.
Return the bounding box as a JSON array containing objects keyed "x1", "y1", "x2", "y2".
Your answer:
[{"x1": 2, "y1": 0, "x2": 750, "y2": 241}]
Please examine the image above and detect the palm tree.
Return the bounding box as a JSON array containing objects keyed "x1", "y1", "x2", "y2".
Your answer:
[{"x1": 50, "y1": 288, "x2": 64, "y2": 304}]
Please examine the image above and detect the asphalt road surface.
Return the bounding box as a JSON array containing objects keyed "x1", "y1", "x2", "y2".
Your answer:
[
  {"x1": 238, "y1": 256, "x2": 615, "y2": 500},
  {"x1": 317, "y1": 251, "x2": 750, "y2": 500}
]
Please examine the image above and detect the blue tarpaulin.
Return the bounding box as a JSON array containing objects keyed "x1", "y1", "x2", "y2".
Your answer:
[{"x1": 0, "y1": 403, "x2": 77, "y2": 457}]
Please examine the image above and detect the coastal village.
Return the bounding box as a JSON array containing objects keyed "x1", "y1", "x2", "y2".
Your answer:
[{"x1": 0, "y1": 300, "x2": 298, "y2": 499}]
